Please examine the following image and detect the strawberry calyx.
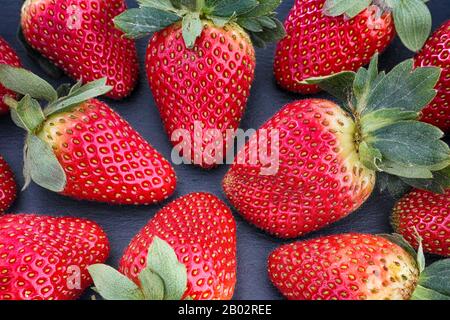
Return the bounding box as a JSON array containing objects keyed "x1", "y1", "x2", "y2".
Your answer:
[
  {"x1": 89, "y1": 237, "x2": 190, "y2": 300},
  {"x1": 381, "y1": 233, "x2": 450, "y2": 300},
  {"x1": 323, "y1": 0, "x2": 432, "y2": 52},
  {"x1": 114, "y1": 0, "x2": 285, "y2": 48},
  {"x1": 302, "y1": 54, "x2": 450, "y2": 195},
  {"x1": 0, "y1": 64, "x2": 112, "y2": 192}
]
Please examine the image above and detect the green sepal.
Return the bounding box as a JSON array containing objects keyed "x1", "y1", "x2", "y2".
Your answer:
[
  {"x1": 138, "y1": 268, "x2": 165, "y2": 300},
  {"x1": 0, "y1": 64, "x2": 57, "y2": 102},
  {"x1": 378, "y1": 233, "x2": 418, "y2": 261},
  {"x1": 88, "y1": 264, "x2": 145, "y2": 300},
  {"x1": 15, "y1": 95, "x2": 45, "y2": 133},
  {"x1": 56, "y1": 83, "x2": 72, "y2": 98},
  {"x1": 400, "y1": 166, "x2": 450, "y2": 194},
  {"x1": 377, "y1": 172, "x2": 412, "y2": 198},
  {"x1": 412, "y1": 259, "x2": 450, "y2": 300},
  {"x1": 247, "y1": 17, "x2": 286, "y2": 48},
  {"x1": 114, "y1": 7, "x2": 182, "y2": 39},
  {"x1": 358, "y1": 141, "x2": 382, "y2": 171},
  {"x1": 323, "y1": 0, "x2": 371, "y2": 18},
  {"x1": 207, "y1": 0, "x2": 258, "y2": 17},
  {"x1": 182, "y1": 12, "x2": 203, "y2": 48},
  {"x1": 24, "y1": 134, "x2": 66, "y2": 193}
]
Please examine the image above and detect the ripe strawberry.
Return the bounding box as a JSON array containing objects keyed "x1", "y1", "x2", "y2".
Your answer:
[
  {"x1": 0, "y1": 213, "x2": 109, "y2": 300},
  {"x1": 392, "y1": 188, "x2": 450, "y2": 257},
  {"x1": 274, "y1": 0, "x2": 432, "y2": 94},
  {"x1": 0, "y1": 66, "x2": 177, "y2": 205},
  {"x1": 115, "y1": 0, "x2": 285, "y2": 168},
  {"x1": 89, "y1": 192, "x2": 237, "y2": 300},
  {"x1": 415, "y1": 20, "x2": 450, "y2": 132},
  {"x1": 0, "y1": 156, "x2": 16, "y2": 214},
  {"x1": 224, "y1": 55, "x2": 450, "y2": 238},
  {"x1": 268, "y1": 233, "x2": 450, "y2": 300},
  {"x1": 20, "y1": 0, "x2": 139, "y2": 99},
  {"x1": 0, "y1": 37, "x2": 21, "y2": 115}
]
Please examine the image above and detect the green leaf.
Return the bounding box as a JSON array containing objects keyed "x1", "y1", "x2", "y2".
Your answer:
[
  {"x1": 238, "y1": 17, "x2": 263, "y2": 32},
  {"x1": 369, "y1": 121, "x2": 450, "y2": 169},
  {"x1": 15, "y1": 95, "x2": 45, "y2": 133},
  {"x1": 323, "y1": 0, "x2": 371, "y2": 18},
  {"x1": 302, "y1": 71, "x2": 356, "y2": 105},
  {"x1": 56, "y1": 83, "x2": 72, "y2": 98},
  {"x1": 378, "y1": 233, "x2": 418, "y2": 260},
  {"x1": 377, "y1": 173, "x2": 412, "y2": 198},
  {"x1": 146, "y1": 237, "x2": 187, "y2": 300},
  {"x1": 248, "y1": 18, "x2": 286, "y2": 46},
  {"x1": 362, "y1": 59, "x2": 440, "y2": 115},
  {"x1": 360, "y1": 108, "x2": 418, "y2": 133},
  {"x1": 400, "y1": 166, "x2": 450, "y2": 194},
  {"x1": 358, "y1": 141, "x2": 382, "y2": 171},
  {"x1": 378, "y1": 160, "x2": 433, "y2": 179},
  {"x1": 416, "y1": 237, "x2": 425, "y2": 273},
  {"x1": 240, "y1": 0, "x2": 282, "y2": 17},
  {"x1": 256, "y1": 16, "x2": 277, "y2": 29},
  {"x1": 182, "y1": 12, "x2": 203, "y2": 49},
  {"x1": 114, "y1": 7, "x2": 181, "y2": 39},
  {"x1": 209, "y1": 0, "x2": 258, "y2": 17},
  {"x1": 88, "y1": 264, "x2": 145, "y2": 300},
  {"x1": 0, "y1": 65, "x2": 57, "y2": 102},
  {"x1": 138, "y1": 268, "x2": 165, "y2": 300},
  {"x1": 44, "y1": 78, "x2": 112, "y2": 116},
  {"x1": 354, "y1": 54, "x2": 379, "y2": 112},
  {"x1": 25, "y1": 134, "x2": 66, "y2": 192},
  {"x1": 207, "y1": 14, "x2": 233, "y2": 27},
  {"x1": 412, "y1": 259, "x2": 450, "y2": 299},
  {"x1": 392, "y1": 0, "x2": 432, "y2": 52}
]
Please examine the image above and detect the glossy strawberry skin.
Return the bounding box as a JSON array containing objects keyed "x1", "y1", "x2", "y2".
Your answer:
[
  {"x1": 0, "y1": 156, "x2": 16, "y2": 214},
  {"x1": 415, "y1": 20, "x2": 450, "y2": 132},
  {"x1": 146, "y1": 22, "x2": 255, "y2": 168},
  {"x1": 223, "y1": 99, "x2": 375, "y2": 238},
  {"x1": 268, "y1": 234, "x2": 419, "y2": 300},
  {"x1": 21, "y1": 0, "x2": 139, "y2": 100},
  {"x1": 0, "y1": 214, "x2": 109, "y2": 300},
  {"x1": 37, "y1": 99, "x2": 177, "y2": 205},
  {"x1": 119, "y1": 192, "x2": 237, "y2": 300},
  {"x1": 274, "y1": 0, "x2": 395, "y2": 94},
  {"x1": 393, "y1": 189, "x2": 450, "y2": 257},
  {"x1": 0, "y1": 37, "x2": 21, "y2": 115}
]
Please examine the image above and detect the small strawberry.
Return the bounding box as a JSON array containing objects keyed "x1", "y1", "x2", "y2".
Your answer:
[
  {"x1": 415, "y1": 20, "x2": 450, "y2": 132},
  {"x1": 0, "y1": 37, "x2": 21, "y2": 115},
  {"x1": 114, "y1": 0, "x2": 285, "y2": 168},
  {"x1": 268, "y1": 233, "x2": 450, "y2": 300},
  {"x1": 274, "y1": 0, "x2": 432, "y2": 94},
  {"x1": 223, "y1": 55, "x2": 450, "y2": 238},
  {"x1": 0, "y1": 156, "x2": 17, "y2": 214},
  {"x1": 0, "y1": 213, "x2": 109, "y2": 300},
  {"x1": 20, "y1": 0, "x2": 139, "y2": 99},
  {"x1": 89, "y1": 192, "x2": 237, "y2": 300},
  {"x1": 392, "y1": 187, "x2": 450, "y2": 257},
  {"x1": 0, "y1": 65, "x2": 177, "y2": 205}
]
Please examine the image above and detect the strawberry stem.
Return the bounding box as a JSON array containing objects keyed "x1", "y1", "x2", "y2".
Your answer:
[
  {"x1": 196, "y1": 0, "x2": 205, "y2": 13},
  {"x1": 3, "y1": 96, "x2": 18, "y2": 110}
]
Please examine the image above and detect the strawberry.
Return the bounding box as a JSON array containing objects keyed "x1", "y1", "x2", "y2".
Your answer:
[
  {"x1": 0, "y1": 156, "x2": 16, "y2": 214},
  {"x1": 274, "y1": 0, "x2": 432, "y2": 94},
  {"x1": 0, "y1": 66, "x2": 177, "y2": 205},
  {"x1": 268, "y1": 233, "x2": 450, "y2": 300},
  {"x1": 0, "y1": 37, "x2": 21, "y2": 115},
  {"x1": 415, "y1": 20, "x2": 450, "y2": 132},
  {"x1": 223, "y1": 55, "x2": 450, "y2": 238},
  {"x1": 20, "y1": 0, "x2": 139, "y2": 100},
  {"x1": 89, "y1": 192, "x2": 237, "y2": 300},
  {"x1": 392, "y1": 187, "x2": 450, "y2": 257},
  {"x1": 0, "y1": 213, "x2": 109, "y2": 300},
  {"x1": 114, "y1": 0, "x2": 285, "y2": 168}
]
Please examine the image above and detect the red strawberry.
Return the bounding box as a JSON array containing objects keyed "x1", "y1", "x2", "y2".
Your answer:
[
  {"x1": 0, "y1": 156, "x2": 16, "y2": 214},
  {"x1": 274, "y1": 0, "x2": 431, "y2": 94},
  {"x1": 89, "y1": 192, "x2": 237, "y2": 300},
  {"x1": 0, "y1": 37, "x2": 21, "y2": 115},
  {"x1": 0, "y1": 66, "x2": 176, "y2": 205},
  {"x1": 392, "y1": 188, "x2": 450, "y2": 257},
  {"x1": 268, "y1": 233, "x2": 450, "y2": 300},
  {"x1": 0, "y1": 213, "x2": 109, "y2": 300},
  {"x1": 115, "y1": 0, "x2": 285, "y2": 168},
  {"x1": 224, "y1": 56, "x2": 450, "y2": 238},
  {"x1": 21, "y1": 0, "x2": 139, "y2": 100},
  {"x1": 415, "y1": 20, "x2": 450, "y2": 132}
]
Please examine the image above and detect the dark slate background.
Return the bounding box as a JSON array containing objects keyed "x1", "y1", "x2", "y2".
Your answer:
[{"x1": 0, "y1": 1, "x2": 449, "y2": 300}]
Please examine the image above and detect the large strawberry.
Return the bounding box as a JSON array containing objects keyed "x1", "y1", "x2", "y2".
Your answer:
[
  {"x1": 392, "y1": 186, "x2": 450, "y2": 257},
  {"x1": 415, "y1": 20, "x2": 450, "y2": 132},
  {"x1": 223, "y1": 55, "x2": 450, "y2": 238},
  {"x1": 114, "y1": 0, "x2": 285, "y2": 168},
  {"x1": 0, "y1": 213, "x2": 109, "y2": 300},
  {"x1": 268, "y1": 233, "x2": 450, "y2": 300},
  {"x1": 0, "y1": 37, "x2": 21, "y2": 115},
  {"x1": 20, "y1": 0, "x2": 139, "y2": 100},
  {"x1": 274, "y1": 0, "x2": 432, "y2": 94},
  {"x1": 89, "y1": 192, "x2": 237, "y2": 300},
  {"x1": 0, "y1": 65, "x2": 177, "y2": 205},
  {"x1": 0, "y1": 156, "x2": 17, "y2": 214}
]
